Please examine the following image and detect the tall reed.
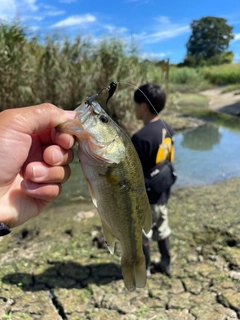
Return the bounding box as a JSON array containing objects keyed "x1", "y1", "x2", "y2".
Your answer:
[
  {"x1": 0, "y1": 22, "x2": 165, "y2": 123},
  {"x1": 2, "y1": 21, "x2": 238, "y2": 126}
]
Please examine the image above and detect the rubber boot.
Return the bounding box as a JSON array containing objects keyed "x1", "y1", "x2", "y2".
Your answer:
[
  {"x1": 155, "y1": 237, "x2": 172, "y2": 276},
  {"x1": 142, "y1": 241, "x2": 151, "y2": 277}
]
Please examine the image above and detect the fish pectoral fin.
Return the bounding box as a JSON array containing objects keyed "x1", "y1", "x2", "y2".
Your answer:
[
  {"x1": 86, "y1": 180, "x2": 97, "y2": 208},
  {"x1": 101, "y1": 221, "x2": 116, "y2": 255},
  {"x1": 143, "y1": 208, "x2": 152, "y2": 234}
]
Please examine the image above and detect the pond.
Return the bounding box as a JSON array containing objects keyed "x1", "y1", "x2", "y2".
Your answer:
[
  {"x1": 57, "y1": 123, "x2": 240, "y2": 205},
  {"x1": 173, "y1": 123, "x2": 240, "y2": 188}
]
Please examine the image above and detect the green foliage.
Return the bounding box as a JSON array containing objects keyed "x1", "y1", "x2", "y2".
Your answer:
[
  {"x1": 183, "y1": 51, "x2": 234, "y2": 67},
  {"x1": 201, "y1": 63, "x2": 240, "y2": 85},
  {"x1": 221, "y1": 83, "x2": 240, "y2": 93},
  {"x1": 0, "y1": 22, "x2": 165, "y2": 124},
  {"x1": 2, "y1": 312, "x2": 12, "y2": 319},
  {"x1": 206, "y1": 51, "x2": 234, "y2": 65},
  {"x1": 185, "y1": 16, "x2": 234, "y2": 66},
  {"x1": 169, "y1": 67, "x2": 209, "y2": 92},
  {"x1": 170, "y1": 67, "x2": 202, "y2": 84},
  {"x1": 0, "y1": 20, "x2": 238, "y2": 126},
  {"x1": 0, "y1": 21, "x2": 35, "y2": 109}
]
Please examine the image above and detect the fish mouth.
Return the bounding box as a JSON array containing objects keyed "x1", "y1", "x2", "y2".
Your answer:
[{"x1": 74, "y1": 100, "x2": 101, "y2": 124}]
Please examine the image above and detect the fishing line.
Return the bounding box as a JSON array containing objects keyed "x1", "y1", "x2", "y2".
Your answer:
[
  {"x1": 115, "y1": 81, "x2": 173, "y2": 139},
  {"x1": 85, "y1": 80, "x2": 173, "y2": 139}
]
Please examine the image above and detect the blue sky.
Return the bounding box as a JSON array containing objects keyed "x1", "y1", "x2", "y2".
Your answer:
[{"x1": 1, "y1": 0, "x2": 240, "y2": 63}]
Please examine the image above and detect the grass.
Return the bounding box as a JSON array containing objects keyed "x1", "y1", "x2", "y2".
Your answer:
[
  {"x1": 200, "y1": 63, "x2": 240, "y2": 85},
  {"x1": 174, "y1": 93, "x2": 209, "y2": 107},
  {"x1": 221, "y1": 83, "x2": 240, "y2": 93},
  {"x1": 169, "y1": 67, "x2": 209, "y2": 92}
]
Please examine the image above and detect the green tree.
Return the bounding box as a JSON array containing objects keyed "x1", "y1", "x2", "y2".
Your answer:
[{"x1": 185, "y1": 16, "x2": 234, "y2": 65}]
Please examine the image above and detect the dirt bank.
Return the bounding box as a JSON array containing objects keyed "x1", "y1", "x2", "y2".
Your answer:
[{"x1": 201, "y1": 88, "x2": 240, "y2": 117}]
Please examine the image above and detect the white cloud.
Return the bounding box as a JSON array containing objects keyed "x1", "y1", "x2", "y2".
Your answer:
[
  {"x1": 25, "y1": 0, "x2": 38, "y2": 11},
  {"x1": 51, "y1": 14, "x2": 96, "y2": 28},
  {"x1": 59, "y1": 0, "x2": 76, "y2": 3},
  {"x1": 103, "y1": 24, "x2": 128, "y2": 35},
  {"x1": 135, "y1": 26, "x2": 189, "y2": 44},
  {"x1": 140, "y1": 16, "x2": 190, "y2": 44},
  {"x1": 156, "y1": 16, "x2": 171, "y2": 24},
  {"x1": 47, "y1": 10, "x2": 65, "y2": 17},
  {"x1": 33, "y1": 10, "x2": 65, "y2": 21},
  {"x1": 140, "y1": 52, "x2": 170, "y2": 60},
  {"x1": 0, "y1": 0, "x2": 16, "y2": 20},
  {"x1": 234, "y1": 33, "x2": 240, "y2": 41},
  {"x1": 96, "y1": 16, "x2": 189, "y2": 46},
  {"x1": 124, "y1": 0, "x2": 151, "y2": 4},
  {"x1": 0, "y1": 0, "x2": 38, "y2": 20}
]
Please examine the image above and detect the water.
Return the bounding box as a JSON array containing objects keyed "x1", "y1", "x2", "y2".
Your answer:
[
  {"x1": 57, "y1": 123, "x2": 240, "y2": 205},
  {"x1": 173, "y1": 124, "x2": 240, "y2": 188}
]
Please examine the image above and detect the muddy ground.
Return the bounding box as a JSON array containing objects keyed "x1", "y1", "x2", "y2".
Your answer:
[
  {"x1": 0, "y1": 89, "x2": 240, "y2": 319},
  {"x1": 1, "y1": 178, "x2": 240, "y2": 320}
]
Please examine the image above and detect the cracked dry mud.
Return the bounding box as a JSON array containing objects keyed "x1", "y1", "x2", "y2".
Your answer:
[{"x1": 0, "y1": 176, "x2": 240, "y2": 320}]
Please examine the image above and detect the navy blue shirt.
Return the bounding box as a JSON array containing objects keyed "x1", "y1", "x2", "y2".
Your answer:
[{"x1": 131, "y1": 119, "x2": 174, "y2": 204}]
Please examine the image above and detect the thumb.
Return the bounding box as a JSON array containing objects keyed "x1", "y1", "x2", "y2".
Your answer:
[{"x1": 0, "y1": 104, "x2": 77, "y2": 134}]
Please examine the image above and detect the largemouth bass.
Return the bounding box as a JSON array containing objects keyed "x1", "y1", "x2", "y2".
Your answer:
[{"x1": 57, "y1": 100, "x2": 152, "y2": 292}]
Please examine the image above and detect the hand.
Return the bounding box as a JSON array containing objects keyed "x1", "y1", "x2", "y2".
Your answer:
[{"x1": 0, "y1": 103, "x2": 77, "y2": 228}]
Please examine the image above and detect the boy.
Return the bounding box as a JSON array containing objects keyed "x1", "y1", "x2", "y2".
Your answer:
[{"x1": 131, "y1": 83, "x2": 174, "y2": 276}]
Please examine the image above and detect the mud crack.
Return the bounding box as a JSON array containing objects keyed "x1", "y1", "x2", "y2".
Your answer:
[
  {"x1": 48, "y1": 289, "x2": 68, "y2": 320},
  {"x1": 216, "y1": 293, "x2": 240, "y2": 319}
]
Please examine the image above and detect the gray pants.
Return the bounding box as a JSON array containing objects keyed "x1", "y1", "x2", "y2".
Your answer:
[{"x1": 143, "y1": 203, "x2": 171, "y2": 244}]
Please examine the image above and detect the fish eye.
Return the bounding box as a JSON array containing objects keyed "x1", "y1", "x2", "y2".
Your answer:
[{"x1": 99, "y1": 115, "x2": 109, "y2": 123}]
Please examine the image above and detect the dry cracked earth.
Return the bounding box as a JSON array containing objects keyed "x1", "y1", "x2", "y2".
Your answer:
[{"x1": 0, "y1": 177, "x2": 240, "y2": 320}]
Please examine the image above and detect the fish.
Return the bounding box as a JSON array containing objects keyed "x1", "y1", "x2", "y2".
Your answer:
[{"x1": 56, "y1": 99, "x2": 152, "y2": 292}]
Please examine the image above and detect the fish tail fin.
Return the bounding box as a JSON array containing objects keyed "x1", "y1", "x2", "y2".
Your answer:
[
  {"x1": 121, "y1": 255, "x2": 146, "y2": 292},
  {"x1": 121, "y1": 263, "x2": 136, "y2": 292},
  {"x1": 134, "y1": 256, "x2": 147, "y2": 289}
]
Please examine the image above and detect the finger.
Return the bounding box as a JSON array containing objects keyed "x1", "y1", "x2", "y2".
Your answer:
[
  {"x1": 0, "y1": 104, "x2": 77, "y2": 135},
  {"x1": 51, "y1": 128, "x2": 76, "y2": 150},
  {"x1": 34, "y1": 128, "x2": 76, "y2": 148},
  {"x1": 21, "y1": 180, "x2": 62, "y2": 202},
  {"x1": 23, "y1": 162, "x2": 71, "y2": 183},
  {"x1": 43, "y1": 145, "x2": 74, "y2": 166}
]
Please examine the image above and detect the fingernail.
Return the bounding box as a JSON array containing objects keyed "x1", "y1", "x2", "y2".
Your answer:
[
  {"x1": 33, "y1": 165, "x2": 48, "y2": 178},
  {"x1": 64, "y1": 110, "x2": 77, "y2": 119},
  {"x1": 51, "y1": 149, "x2": 62, "y2": 165}
]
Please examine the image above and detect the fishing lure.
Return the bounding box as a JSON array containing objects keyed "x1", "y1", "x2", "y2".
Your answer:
[{"x1": 85, "y1": 81, "x2": 117, "y2": 106}]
